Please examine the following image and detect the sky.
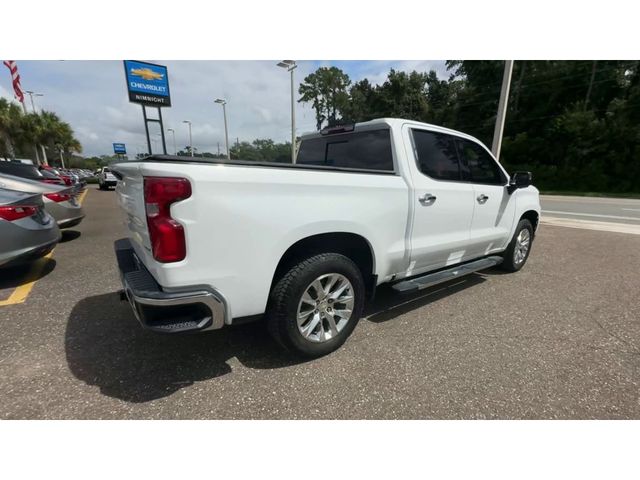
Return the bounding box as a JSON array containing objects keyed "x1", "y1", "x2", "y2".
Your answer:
[{"x1": 0, "y1": 60, "x2": 447, "y2": 158}]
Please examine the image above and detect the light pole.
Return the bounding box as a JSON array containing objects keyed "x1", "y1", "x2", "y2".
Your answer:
[
  {"x1": 167, "y1": 128, "x2": 177, "y2": 155},
  {"x1": 183, "y1": 120, "x2": 193, "y2": 157},
  {"x1": 214, "y1": 99, "x2": 230, "y2": 160},
  {"x1": 277, "y1": 60, "x2": 297, "y2": 163},
  {"x1": 25, "y1": 90, "x2": 44, "y2": 113}
]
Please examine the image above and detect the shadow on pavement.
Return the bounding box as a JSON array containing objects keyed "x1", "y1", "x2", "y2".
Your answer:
[
  {"x1": 65, "y1": 273, "x2": 488, "y2": 404},
  {"x1": 0, "y1": 257, "x2": 56, "y2": 293},
  {"x1": 365, "y1": 274, "x2": 486, "y2": 323},
  {"x1": 60, "y1": 230, "x2": 81, "y2": 243},
  {"x1": 65, "y1": 292, "x2": 300, "y2": 403}
]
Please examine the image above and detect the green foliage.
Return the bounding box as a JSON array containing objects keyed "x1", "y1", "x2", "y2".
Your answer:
[
  {"x1": 0, "y1": 99, "x2": 81, "y2": 166},
  {"x1": 298, "y1": 61, "x2": 640, "y2": 193},
  {"x1": 229, "y1": 138, "x2": 292, "y2": 162},
  {"x1": 298, "y1": 67, "x2": 352, "y2": 129}
]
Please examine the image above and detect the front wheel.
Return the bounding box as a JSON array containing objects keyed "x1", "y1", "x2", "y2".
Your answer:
[
  {"x1": 266, "y1": 253, "x2": 365, "y2": 358},
  {"x1": 500, "y1": 219, "x2": 534, "y2": 272}
]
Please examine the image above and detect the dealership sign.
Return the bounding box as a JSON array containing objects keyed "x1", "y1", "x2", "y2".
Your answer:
[
  {"x1": 123, "y1": 60, "x2": 171, "y2": 107},
  {"x1": 113, "y1": 143, "x2": 126, "y2": 154}
]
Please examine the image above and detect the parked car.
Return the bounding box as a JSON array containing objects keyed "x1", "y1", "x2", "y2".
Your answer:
[
  {"x1": 112, "y1": 118, "x2": 540, "y2": 357},
  {"x1": 0, "y1": 188, "x2": 60, "y2": 267},
  {"x1": 0, "y1": 161, "x2": 63, "y2": 185},
  {"x1": 0, "y1": 172, "x2": 85, "y2": 228},
  {"x1": 97, "y1": 167, "x2": 118, "y2": 190}
]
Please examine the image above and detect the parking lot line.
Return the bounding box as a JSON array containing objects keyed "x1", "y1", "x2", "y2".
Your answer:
[{"x1": 0, "y1": 252, "x2": 53, "y2": 306}]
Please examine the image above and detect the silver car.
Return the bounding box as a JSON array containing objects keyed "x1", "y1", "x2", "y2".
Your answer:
[
  {"x1": 0, "y1": 173, "x2": 85, "y2": 228},
  {"x1": 0, "y1": 188, "x2": 60, "y2": 267}
]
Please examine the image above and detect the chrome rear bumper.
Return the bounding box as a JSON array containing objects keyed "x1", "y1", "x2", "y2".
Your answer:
[{"x1": 114, "y1": 238, "x2": 226, "y2": 333}]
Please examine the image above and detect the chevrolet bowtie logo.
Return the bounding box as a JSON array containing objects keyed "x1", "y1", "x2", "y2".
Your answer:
[{"x1": 130, "y1": 68, "x2": 164, "y2": 81}]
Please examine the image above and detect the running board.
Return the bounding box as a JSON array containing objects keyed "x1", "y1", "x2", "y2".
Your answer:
[{"x1": 391, "y1": 256, "x2": 503, "y2": 294}]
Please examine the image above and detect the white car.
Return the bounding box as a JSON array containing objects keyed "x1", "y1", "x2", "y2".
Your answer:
[
  {"x1": 97, "y1": 167, "x2": 117, "y2": 190},
  {"x1": 112, "y1": 118, "x2": 540, "y2": 357}
]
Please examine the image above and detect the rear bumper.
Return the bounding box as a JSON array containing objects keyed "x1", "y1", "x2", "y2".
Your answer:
[
  {"x1": 58, "y1": 215, "x2": 85, "y2": 229},
  {"x1": 0, "y1": 237, "x2": 57, "y2": 268},
  {"x1": 114, "y1": 238, "x2": 227, "y2": 333}
]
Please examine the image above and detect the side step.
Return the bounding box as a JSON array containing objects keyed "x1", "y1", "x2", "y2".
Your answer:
[{"x1": 391, "y1": 256, "x2": 503, "y2": 294}]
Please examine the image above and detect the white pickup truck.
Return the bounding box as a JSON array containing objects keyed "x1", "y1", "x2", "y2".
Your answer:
[{"x1": 112, "y1": 118, "x2": 540, "y2": 357}]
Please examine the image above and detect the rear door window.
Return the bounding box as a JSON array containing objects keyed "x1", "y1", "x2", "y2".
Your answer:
[
  {"x1": 297, "y1": 129, "x2": 394, "y2": 171},
  {"x1": 411, "y1": 129, "x2": 461, "y2": 181}
]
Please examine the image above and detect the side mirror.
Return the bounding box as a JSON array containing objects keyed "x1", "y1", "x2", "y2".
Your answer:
[{"x1": 508, "y1": 171, "x2": 532, "y2": 194}]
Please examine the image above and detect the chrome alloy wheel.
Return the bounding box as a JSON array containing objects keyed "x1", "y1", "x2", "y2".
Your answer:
[
  {"x1": 513, "y1": 228, "x2": 531, "y2": 265},
  {"x1": 296, "y1": 273, "x2": 355, "y2": 343}
]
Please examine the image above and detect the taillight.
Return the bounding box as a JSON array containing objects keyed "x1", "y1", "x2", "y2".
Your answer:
[
  {"x1": 44, "y1": 192, "x2": 72, "y2": 203},
  {"x1": 143, "y1": 176, "x2": 191, "y2": 263},
  {"x1": 0, "y1": 205, "x2": 38, "y2": 221}
]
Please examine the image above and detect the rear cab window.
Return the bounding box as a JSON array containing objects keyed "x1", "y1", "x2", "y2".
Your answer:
[{"x1": 297, "y1": 128, "x2": 394, "y2": 172}]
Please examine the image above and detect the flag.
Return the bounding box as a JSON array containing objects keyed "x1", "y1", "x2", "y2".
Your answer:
[{"x1": 3, "y1": 60, "x2": 25, "y2": 103}]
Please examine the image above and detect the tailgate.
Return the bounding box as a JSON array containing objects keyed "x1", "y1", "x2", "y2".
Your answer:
[{"x1": 112, "y1": 164, "x2": 151, "y2": 253}]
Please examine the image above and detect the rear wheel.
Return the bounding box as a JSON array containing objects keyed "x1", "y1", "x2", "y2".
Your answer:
[
  {"x1": 266, "y1": 253, "x2": 365, "y2": 358},
  {"x1": 500, "y1": 219, "x2": 534, "y2": 272}
]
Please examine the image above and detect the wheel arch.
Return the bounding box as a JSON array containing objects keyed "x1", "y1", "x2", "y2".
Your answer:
[
  {"x1": 270, "y1": 232, "x2": 377, "y2": 297},
  {"x1": 520, "y1": 209, "x2": 540, "y2": 236}
]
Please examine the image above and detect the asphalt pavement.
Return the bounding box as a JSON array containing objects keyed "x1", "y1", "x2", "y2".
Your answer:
[{"x1": 0, "y1": 186, "x2": 638, "y2": 419}]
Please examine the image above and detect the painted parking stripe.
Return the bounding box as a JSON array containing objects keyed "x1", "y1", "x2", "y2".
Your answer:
[
  {"x1": 0, "y1": 253, "x2": 53, "y2": 306},
  {"x1": 0, "y1": 187, "x2": 89, "y2": 307},
  {"x1": 542, "y1": 210, "x2": 640, "y2": 221}
]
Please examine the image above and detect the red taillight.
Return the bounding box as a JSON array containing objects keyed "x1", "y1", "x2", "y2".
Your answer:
[
  {"x1": 62, "y1": 177, "x2": 73, "y2": 186},
  {"x1": 0, "y1": 205, "x2": 38, "y2": 221},
  {"x1": 44, "y1": 192, "x2": 71, "y2": 203},
  {"x1": 143, "y1": 176, "x2": 191, "y2": 263}
]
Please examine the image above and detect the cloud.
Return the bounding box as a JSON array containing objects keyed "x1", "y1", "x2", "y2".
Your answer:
[{"x1": 1, "y1": 60, "x2": 447, "y2": 157}]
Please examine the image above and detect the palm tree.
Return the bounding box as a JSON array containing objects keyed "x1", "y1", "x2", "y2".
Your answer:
[
  {"x1": 37, "y1": 111, "x2": 66, "y2": 166},
  {"x1": 0, "y1": 98, "x2": 23, "y2": 159},
  {"x1": 54, "y1": 121, "x2": 82, "y2": 168}
]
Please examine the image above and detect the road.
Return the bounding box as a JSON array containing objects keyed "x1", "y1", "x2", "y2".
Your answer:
[
  {"x1": 541, "y1": 194, "x2": 640, "y2": 235},
  {"x1": 0, "y1": 187, "x2": 638, "y2": 419}
]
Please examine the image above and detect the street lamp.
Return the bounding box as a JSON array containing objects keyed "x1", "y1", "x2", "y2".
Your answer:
[
  {"x1": 214, "y1": 99, "x2": 230, "y2": 160},
  {"x1": 25, "y1": 91, "x2": 44, "y2": 114},
  {"x1": 277, "y1": 60, "x2": 297, "y2": 163},
  {"x1": 167, "y1": 128, "x2": 177, "y2": 155},
  {"x1": 182, "y1": 120, "x2": 193, "y2": 157}
]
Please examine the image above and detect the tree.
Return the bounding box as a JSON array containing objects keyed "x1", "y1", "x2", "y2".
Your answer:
[{"x1": 298, "y1": 67, "x2": 351, "y2": 129}]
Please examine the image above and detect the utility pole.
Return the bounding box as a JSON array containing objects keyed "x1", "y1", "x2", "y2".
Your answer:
[
  {"x1": 491, "y1": 60, "x2": 514, "y2": 162},
  {"x1": 584, "y1": 61, "x2": 597, "y2": 110},
  {"x1": 217, "y1": 142, "x2": 220, "y2": 157}
]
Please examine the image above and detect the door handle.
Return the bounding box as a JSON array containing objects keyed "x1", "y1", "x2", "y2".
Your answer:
[
  {"x1": 477, "y1": 194, "x2": 489, "y2": 204},
  {"x1": 419, "y1": 193, "x2": 437, "y2": 205}
]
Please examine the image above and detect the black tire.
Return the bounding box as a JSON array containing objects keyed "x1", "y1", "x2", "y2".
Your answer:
[
  {"x1": 266, "y1": 253, "x2": 365, "y2": 358},
  {"x1": 500, "y1": 218, "x2": 534, "y2": 272}
]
